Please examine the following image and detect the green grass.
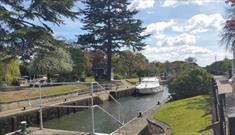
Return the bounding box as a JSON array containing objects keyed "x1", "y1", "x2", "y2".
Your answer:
[
  {"x1": 154, "y1": 95, "x2": 212, "y2": 135},
  {"x1": 0, "y1": 85, "x2": 88, "y2": 102},
  {"x1": 126, "y1": 78, "x2": 139, "y2": 84},
  {"x1": 85, "y1": 76, "x2": 96, "y2": 82}
]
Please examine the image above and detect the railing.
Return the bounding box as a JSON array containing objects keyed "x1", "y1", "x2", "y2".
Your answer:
[{"x1": 28, "y1": 82, "x2": 124, "y2": 135}]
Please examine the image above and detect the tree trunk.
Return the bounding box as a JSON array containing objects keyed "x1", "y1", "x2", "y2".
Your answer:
[
  {"x1": 106, "y1": 1, "x2": 112, "y2": 81},
  {"x1": 47, "y1": 73, "x2": 51, "y2": 83},
  {"x1": 106, "y1": 46, "x2": 112, "y2": 81}
]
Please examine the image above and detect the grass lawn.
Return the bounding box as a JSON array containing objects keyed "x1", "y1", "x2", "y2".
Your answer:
[
  {"x1": 154, "y1": 95, "x2": 212, "y2": 135},
  {"x1": 126, "y1": 78, "x2": 139, "y2": 84},
  {"x1": 0, "y1": 85, "x2": 88, "y2": 102},
  {"x1": 85, "y1": 76, "x2": 96, "y2": 82}
]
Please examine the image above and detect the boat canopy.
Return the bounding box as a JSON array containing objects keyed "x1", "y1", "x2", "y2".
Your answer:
[{"x1": 142, "y1": 77, "x2": 159, "y2": 82}]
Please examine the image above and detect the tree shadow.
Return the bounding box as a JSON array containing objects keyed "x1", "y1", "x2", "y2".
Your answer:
[
  {"x1": 184, "y1": 96, "x2": 213, "y2": 134},
  {"x1": 185, "y1": 96, "x2": 210, "y2": 114}
]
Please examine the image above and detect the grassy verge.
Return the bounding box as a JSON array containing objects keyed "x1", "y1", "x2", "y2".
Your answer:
[
  {"x1": 0, "y1": 85, "x2": 88, "y2": 102},
  {"x1": 85, "y1": 76, "x2": 96, "y2": 82},
  {"x1": 125, "y1": 78, "x2": 139, "y2": 84},
  {"x1": 154, "y1": 95, "x2": 211, "y2": 135}
]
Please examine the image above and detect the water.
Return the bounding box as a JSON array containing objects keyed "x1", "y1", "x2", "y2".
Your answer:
[{"x1": 43, "y1": 86, "x2": 169, "y2": 134}]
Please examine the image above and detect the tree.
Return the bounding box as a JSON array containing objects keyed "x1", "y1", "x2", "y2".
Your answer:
[
  {"x1": 78, "y1": 0, "x2": 149, "y2": 80},
  {"x1": 0, "y1": 56, "x2": 20, "y2": 84},
  {"x1": 0, "y1": 0, "x2": 78, "y2": 61},
  {"x1": 221, "y1": 5, "x2": 235, "y2": 75},
  {"x1": 112, "y1": 51, "x2": 149, "y2": 78},
  {"x1": 205, "y1": 58, "x2": 231, "y2": 75},
  {"x1": 69, "y1": 47, "x2": 91, "y2": 80},
  {"x1": 185, "y1": 57, "x2": 197, "y2": 64},
  {"x1": 89, "y1": 50, "x2": 107, "y2": 72},
  {"x1": 222, "y1": 57, "x2": 231, "y2": 72},
  {"x1": 168, "y1": 68, "x2": 212, "y2": 99},
  {"x1": 31, "y1": 47, "x2": 73, "y2": 82}
]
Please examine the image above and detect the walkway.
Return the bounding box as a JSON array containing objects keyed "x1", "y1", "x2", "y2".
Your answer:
[
  {"x1": 111, "y1": 99, "x2": 169, "y2": 135},
  {"x1": 0, "y1": 92, "x2": 100, "y2": 118},
  {"x1": 7, "y1": 127, "x2": 89, "y2": 135},
  {"x1": 214, "y1": 76, "x2": 232, "y2": 94}
]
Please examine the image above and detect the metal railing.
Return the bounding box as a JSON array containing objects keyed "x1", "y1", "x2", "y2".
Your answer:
[{"x1": 28, "y1": 81, "x2": 123, "y2": 135}]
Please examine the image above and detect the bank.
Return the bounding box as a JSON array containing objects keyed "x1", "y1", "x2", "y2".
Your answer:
[{"x1": 152, "y1": 95, "x2": 212, "y2": 135}]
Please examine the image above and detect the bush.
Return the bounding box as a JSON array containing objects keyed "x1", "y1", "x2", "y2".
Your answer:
[
  {"x1": 168, "y1": 68, "x2": 212, "y2": 99},
  {"x1": 113, "y1": 74, "x2": 123, "y2": 80}
]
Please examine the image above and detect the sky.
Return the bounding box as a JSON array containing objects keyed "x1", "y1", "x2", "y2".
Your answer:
[{"x1": 49, "y1": 0, "x2": 231, "y2": 67}]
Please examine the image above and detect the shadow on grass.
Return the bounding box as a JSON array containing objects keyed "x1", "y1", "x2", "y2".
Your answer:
[
  {"x1": 184, "y1": 95, "x2": 212, "y2": 133},
  {"x1": 185, "y1": 96, "x2": 210, "y2": 113}
]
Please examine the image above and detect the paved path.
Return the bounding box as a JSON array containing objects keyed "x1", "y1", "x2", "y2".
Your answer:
[
  {"x1": 214, "y1": 75, "x2": 232, "y2": 94},
  {"x1": 111, "y1": 99, "x2": 169, "y2": 135},
  {"x1": 0, "y1": 92, "x2": 101, "y2": 118},
  {"x1": 0, "y1": 81, "x2": 135, "y2": 118},
  {"x1": 7, "y1": 127, "x2": 90, "y2": 135}
]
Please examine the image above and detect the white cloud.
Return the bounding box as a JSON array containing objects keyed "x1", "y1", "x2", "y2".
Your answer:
[
  {"x1": 141, "y1": 45, "x2": 218, "y2": 66},
  {"x1": 171, "y1": 13, "x2": 225, "y2": 34},
  {"x1": 179, "y1": 45, "x2": 212, "y2": 55},
  {"x1": 129, "y1": 0, "x2": 155, "y2": 10},
  {"x1": 162, "y1": 0, "x2": 213, "y2": 7},
  {"x1": 144, "y1": 13, "x2": 224, "y2": 35},
  {"x1": 144, "y1": 19, "x2": 175, "y2": 35},
  {"x1": 156, "y1": 33, "x2": 197, "y2": 46},
  {"x1": 141, "y1": 13, "x2": 226, "y2": 66},
  {"x1": 143, "y1": 45, "x2": 212, "y2": 57},
  {"x1": 185, "y1": 13, "x2": 225, "y2": 33}
]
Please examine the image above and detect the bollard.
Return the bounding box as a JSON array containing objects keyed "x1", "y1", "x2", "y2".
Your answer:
[
  {"x1": 19, "y1": 121, "x2": 28, "y2": 135},
  {"x1": 157, "y1": 101, "x2": 160, "y2": 105},
  {"x1": 137, "y1": 111, "x2": 142, "y2": 118}
]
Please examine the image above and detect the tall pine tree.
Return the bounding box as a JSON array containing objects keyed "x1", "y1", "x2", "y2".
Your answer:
[
  {"x1": 0, "y1": 0, "x2": 78, "y2": 61},
  {"x1": 78, "y1": 0, "x2": 149, "y2": 80}
]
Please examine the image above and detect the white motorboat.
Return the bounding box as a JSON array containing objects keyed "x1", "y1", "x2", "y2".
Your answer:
[{"x1": 136, "y1": 77, "x2": 162, "y2": 94}]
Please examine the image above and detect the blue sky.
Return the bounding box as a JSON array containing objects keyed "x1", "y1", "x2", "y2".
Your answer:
[{"x1": 49, "y1": 0, "x2": 231, "y2": 67}]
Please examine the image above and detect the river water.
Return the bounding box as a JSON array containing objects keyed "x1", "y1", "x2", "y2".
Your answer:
[{"x1": 43, "y1": 86, "x2": 169, "y2": 134}]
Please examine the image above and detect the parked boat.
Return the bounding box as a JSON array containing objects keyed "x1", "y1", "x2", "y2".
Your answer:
[{"x1": 136, "y1": 77, "x2": 162, "y2": 94}]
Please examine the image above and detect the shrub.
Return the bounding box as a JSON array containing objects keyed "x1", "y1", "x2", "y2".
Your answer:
[
  {"x1": 114, "y1": 74, "x2": 123, "y2": 80},
  {"x1": 168, "y1": 68, "x2": 212, "y2": 99}
]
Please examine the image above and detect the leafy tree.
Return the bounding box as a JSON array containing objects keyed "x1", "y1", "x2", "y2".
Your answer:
[
  {"x1": 113, "y1": 51, "x2": 149, "y2": 78},
  {"x1": 205, "y1": 58, "x2": 231, "y2": 75},
  {"x1": 221, "y1": 7, "x2": 235, "y2": 49},
  {"x1": 223, "y1": 57, "x2": 231, "y2": 72},
  {"x1": 0, "y1": 56, "x2": 20, "y2": 84},
  {"x1": 134, "y1": 53, "x2": 148, "y2": 75},
  {"x1": 89, "y1": 50, "x2": 107, "y2": 72},
  {"x1": 0, "y1": 0, "x2": 78, "y2": 61},
  {"x1": 167, "y1": 61, "x2": 196, "y2": 75},
  {"x1": 185, "y1": 57, "x2": 197, "y2": 64},
  {"x1": 169, "y1": 68, "x2": 212, "y2": 99},
  {"x1": 31, "y1": 47, "x2": 73, "y2": 82},
  {"x1": 69, "y1": 47, "x2": 91, "y2": 80},
  {"x1": 78, "y1": 0, "x2": 149, "y2": 80},
  {"x1": 145, "y1": 63, "x2": 158, "y2": 76},
  {"x1": 221, "y1": 5, "x2": 235, "y2": 75}
]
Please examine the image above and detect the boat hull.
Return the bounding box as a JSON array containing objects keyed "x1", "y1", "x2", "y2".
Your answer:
[{"x1": 136, "y1": 86, "x2": 162, "y2": 94}]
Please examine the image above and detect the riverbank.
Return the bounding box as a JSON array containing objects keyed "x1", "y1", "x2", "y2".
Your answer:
[
  {"x1": 111, "y1": 98, "x2": 170, "y2": 135},
  {"x1": 154, "y1": 95, "x2": 212, "y2": 135}
]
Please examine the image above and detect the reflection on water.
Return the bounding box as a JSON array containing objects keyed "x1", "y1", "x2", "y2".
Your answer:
[{"x1": 43, "y1": 86, "x2": 169, "y2": 134}]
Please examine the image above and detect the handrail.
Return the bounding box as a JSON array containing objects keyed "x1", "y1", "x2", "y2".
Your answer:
[
  {"x1": 26, "y1": 81, "x2": 124, "y2": 134},
  {"x1": 96, "y1": 83, "x2": 122, "y2": 119}
]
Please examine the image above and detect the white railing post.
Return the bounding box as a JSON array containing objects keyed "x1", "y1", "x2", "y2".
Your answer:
[
  {"x1": 91, "y1": 82, "x2": 95, "y2": 134},
  {"x1": 39, "y1": 84, "x2": 43, "y2": 130}
]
